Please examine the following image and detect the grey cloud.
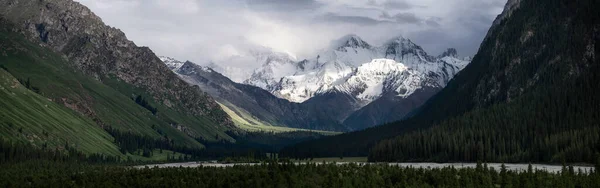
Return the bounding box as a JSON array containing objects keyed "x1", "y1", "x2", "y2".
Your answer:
[
  {"x1": 342, "y1": 4, "x2": 385, "y2": 13},
  {"x1": 392, "y1": 12, "x2": 420, "y2": 24},
  {"x1": 318, "y1": 13, "x2": 394, "y2": 26},
  {"x1": 369, "y1": 0, "x2": 418, "y2": 10},
  {"x1": 380, "y1": 11, "x2": 431, "y2": 25},
  {"x1": 75, "y1": 0, "x2": 507, "y2": 69},
  {"x1": 407, "y1": 8, "x2": 501, "y2": 57},
  {"x1": 379, "y1": 11, "x2": 392, "y2": 19},
  {"x1": 382, "y1": 0, "x2": 415, "y2": 10},
  {"x1": 245, "y1": 0, "x2": 323, "y2": 11},
  {"x1": 425, "y1": 17, "x2": 442, "y2": 27},
  {"x1": 367, "y1": 0, "x2": 377, "y2": 6},
  {"x1": 408, "y1": 27, "x2": 488, "y2": 57}
]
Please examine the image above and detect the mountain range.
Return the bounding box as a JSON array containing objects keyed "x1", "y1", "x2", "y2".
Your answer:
[
  {"x1": 1, "y1": 0, "x2": 597, "y2": 165},
  {"x1": 164, "y1": 35, "x2": 470, "y2": 131}
]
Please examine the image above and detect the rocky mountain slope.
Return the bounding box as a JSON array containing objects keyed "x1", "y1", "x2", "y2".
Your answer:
[
  {"x1": 0, "y1": 0, "x2": 235, "y2": 149},
  {"x1": 0, "y1": 0, "x2": 231, "y2": 127},
  {"x1": 0, "y1": 19, "x2": 210, "y2": 156},
  {"x1": 162, "y1": 59, "x2": 348, "y2": 132}
]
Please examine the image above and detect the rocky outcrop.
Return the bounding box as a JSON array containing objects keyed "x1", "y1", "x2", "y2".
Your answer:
[
  {"x1": 438, "y1": 48, "x2": 458, "y2": 58},
  {"x1": 0, "y1": 0, "x2": 232, "y2": 127},
  {"x1": 492, "y1": 0, "x2": 523, "y2": 27},
  {"x1": 484, "y1": 0, "x2": 522, "y2": 43}
]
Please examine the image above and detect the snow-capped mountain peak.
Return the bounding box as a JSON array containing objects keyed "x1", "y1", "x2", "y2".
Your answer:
[
  {"x1": 176, "y1": 61, "x2": 214, "y2": 75},
  {"x1": 356, "y1": 59, "x2": 407, "y2": 74},
  {"x1": 384, "y1": 35, "x2": 409, "y2": 43},
  {"x1": 438, "y1": 48, "x2": 459, "y2": 58},
  {"x1": 159, "y1": 34, "x2": 472, "y2": 130},
  {"x1": 313, "y1": 35, "x2": 379, "y2": 68},
  {"x1": 243, "y1": 50, "x2": 298, "y2": 91},
  {"x1": 332, "y1": 34, "x2": 372, "y2": 50},
  {"x1": 334, "y1": 59, "x2": 412, "y2": 101},
  {"x1": 159, "y1": 35, "x2": 471, "y2": 107},
  {"x1": 160, "y1": 56, "x2": 185, "y2": 71},
  {"x1": 275, "y1": 60, "x2": 354, "y2": 103},
  {"x1": 205, "y1": 61, "x2": 252, "y2": 83},
  {"x1": 159, "y1": 57, "x2": 213, "y2": 74},
  {"x1": 380, "y1": 36, "x2": 435, "y2": 63},
  {"x1": 382, "y1": 35, "x2": 418, "y2": 50},
  {"x1": 241, "y1": 35, "x2": 471, "y2": 105}
]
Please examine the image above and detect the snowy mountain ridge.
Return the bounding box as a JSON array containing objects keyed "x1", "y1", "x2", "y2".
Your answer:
[
  {"x1": 159, "y1": 56, "x2": 186, "y2": 70},
  {"x1": 243, "y1": 51, "x2": 299, "y2": 92},
  {"x1": 159, "y1": 34, "x2": 471, "y2": 127},
  {"x1": 334, "y1": 59, "x2": 413, "y2": 101},
  {"x1": 242, "y1": 35, "x2": 471, "y2": 105}
]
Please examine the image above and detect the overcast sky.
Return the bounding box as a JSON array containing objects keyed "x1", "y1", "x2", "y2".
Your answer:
[{"x1": 76, "y1": 0, "x2": 506, "y2": 66}]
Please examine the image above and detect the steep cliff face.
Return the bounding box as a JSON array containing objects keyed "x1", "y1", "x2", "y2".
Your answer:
[
  {"x1": 0, "y1": 0, "x2": 232, "y2": 127},
  {"x1": 491, "y1": 0, "x2": 522, "y2": 28}
]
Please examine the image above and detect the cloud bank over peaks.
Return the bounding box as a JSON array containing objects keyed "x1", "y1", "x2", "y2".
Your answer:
[{"x1": 75, "y1": 0, "x2": 506, "y2": 69}]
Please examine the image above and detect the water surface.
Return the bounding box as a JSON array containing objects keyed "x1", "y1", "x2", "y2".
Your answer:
[{"x1": 136, "y1": 162, "x2": 594, "y2": 173}]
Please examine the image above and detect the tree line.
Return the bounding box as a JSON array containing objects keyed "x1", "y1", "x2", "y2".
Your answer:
[
  {"x1": 0, "y1": 139, "x2": 119, "y2": 165},
  {"x1": 1, "y1": 160, "x2": 599, "y2": 187},
  {"x1": 133, "y1": 95, "x2": 157, "y2": 115}
]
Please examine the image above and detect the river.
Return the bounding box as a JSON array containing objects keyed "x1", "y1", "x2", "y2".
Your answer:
[{"x1": 135, "y1": 162, "x2": 594, "y2": 173}]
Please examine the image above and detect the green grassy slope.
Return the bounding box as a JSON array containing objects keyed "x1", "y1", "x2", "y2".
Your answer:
[
  {"x1": 0, "y1": 68, "x2": 120, "y2": 155},
  {"x1": 218, "y1": 102, "x2": 339, "y2": 135},
  {"x1": 0, "y1": 22, "x2": 235, "y2": 154}
]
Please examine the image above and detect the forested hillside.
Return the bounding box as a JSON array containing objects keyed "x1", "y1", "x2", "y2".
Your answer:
[{"x1": 281, "y1": 0, "x2": 600, "y2": 163}]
